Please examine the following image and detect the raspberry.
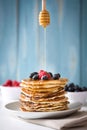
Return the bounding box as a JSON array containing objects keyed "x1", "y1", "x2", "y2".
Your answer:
[
  {"x1": 2, "y1": 80, "x2": 20, "y2": 87},
  {"x1": 38, "y1": 70, "x2": 46, "y2": 79},
  {"x1": 39, "y1": 70, "x2": 45, "y2": 74},
  {"x1": 12, "y1": 80, "x2": 20, "y2": 86},
  {"x1": 38, "y1": 70, "x2": 51, "y2": 79},
  {"x1": 4, "y1": 80, "x2": 13, "y2": 86}
]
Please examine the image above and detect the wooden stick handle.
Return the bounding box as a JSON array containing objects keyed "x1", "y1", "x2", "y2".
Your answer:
[{"x1": 42, "y1": 0, "x2": 46, "y2": 10}]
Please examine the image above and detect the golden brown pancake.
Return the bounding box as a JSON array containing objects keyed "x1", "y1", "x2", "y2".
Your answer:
[
  {"x1": 21, "y1": 87, "x2": 66, "y2": 98},
  {"x1": 19, "y1": 78, "x2": 69, "y2": 112},
  {"x1": 21, "y1": 78, "x2": 68, "y2": 86}
]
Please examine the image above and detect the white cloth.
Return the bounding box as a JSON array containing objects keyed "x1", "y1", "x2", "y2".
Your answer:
[{"x1": 18, "y1": 111, "x2": 87, "y2": 130}]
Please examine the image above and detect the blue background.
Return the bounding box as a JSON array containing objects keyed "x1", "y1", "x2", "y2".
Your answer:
[{"x1": 0, "y1": 0, "x2": 87, "y2": 86}]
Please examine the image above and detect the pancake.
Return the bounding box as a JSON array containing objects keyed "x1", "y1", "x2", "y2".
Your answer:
[
  {"x1": 20, "y1": 93, "x2": 68, "y2": 103},
  {"x1": 20, "y1": 99, "x2": 69, "y2": 112},
  {"x1": 19, "y1": 72, "x2": 69, "y2": 112},
  {"x1": 20, "y1": 85, "x2": 64, "y2": 95},
  {"x1": 21, "y1": 78, "x2": 68, "y2": 86},
  {"x1": 20, "y1": 105, "x2": 68, "y2": 112},
  {"x1": 21, "y1": 87, "x2": 66, "y2": 98},
  {"x1": 20, "y1": 100, "x2": 69, "y2": 112}
]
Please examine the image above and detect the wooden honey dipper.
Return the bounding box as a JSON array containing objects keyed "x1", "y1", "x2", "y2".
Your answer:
[{"x1": 39, "y1": 0, "x2": 50, "y2": 28}]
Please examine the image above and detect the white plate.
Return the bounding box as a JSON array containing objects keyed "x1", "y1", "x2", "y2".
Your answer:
[{"x1": 5, "y1": 101, "x2": 82, "y2": 119}]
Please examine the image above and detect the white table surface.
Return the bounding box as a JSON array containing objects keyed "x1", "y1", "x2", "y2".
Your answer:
[{"x1": 0, "y1": 92, "x2": 87, "y2": 130}]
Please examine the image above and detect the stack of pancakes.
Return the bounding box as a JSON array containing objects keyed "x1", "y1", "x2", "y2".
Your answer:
[{"x1": 20, "y1": 78, "x2": 69, "y2": 112}]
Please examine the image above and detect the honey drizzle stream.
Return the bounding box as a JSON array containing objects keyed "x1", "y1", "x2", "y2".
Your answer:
[{"x1": 42, "y1": 28, "x2": 47, "y2": 70}]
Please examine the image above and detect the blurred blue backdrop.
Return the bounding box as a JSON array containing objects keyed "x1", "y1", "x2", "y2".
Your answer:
[{"x1": 0, "y1": 0, "x2": 87, "y2": 86}]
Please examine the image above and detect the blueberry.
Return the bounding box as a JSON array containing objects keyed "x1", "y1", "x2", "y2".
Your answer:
[
  {"x1": 66, "y1": 83, "x2": 75, "y2": 92},
  {"x1": 68, "y1": 86, "x2": 75, "y2": 92},
  {"x1": 53, "y1": 73, "x2": 60, "y2": 80},
  {"x1": 29, "y1": 72, "x2": 38, "y2": 78},
  {"x1": 78, "y1": 87, "x2": 82, "y2": 91},
  {"x1": 57, "y1": 73, "x2": 61, "y2": 78},
  {"x1": 74, "y1": 85, "x2": 80, "y2": 91},
  {"x1": 53, "y1": 74, "x2": 58, "y2": 80},
  {"x1": 66, "y1": 83, "x2": 87, "y2": 92},
  {"x1": 32, "y1": 74, "x2": 39, "y2": 80},
  {"x1": 74, "y1": 85, "x2": 82, "y2": 92},
  {"x1": 81, "y1": 87, "x2": 87, "y2": 91},
  {"x1": 48, "y1": 72, "x2": 53, "y2": 77},
  {"x1": 41, "y1": 75, "x2": 48, "y2": 80},
  {"x1": 69, "y1": 83, "x2": 75, "y2": 88}
]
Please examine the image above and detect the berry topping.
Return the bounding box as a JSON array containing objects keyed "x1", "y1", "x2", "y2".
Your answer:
[
  {"x1": 29, "y1": 70, "x2": 61, "y2": 80},
  {"x1": 41, "y1": 75, "x2": 48, "y2": 80},
  {"x1": 39, "y1": 70, "x2": 45, "y2": 73},
  {"x1": 53, "y1": 73, "x2": 61, "y2": 80},
  {"x1": 29, "y1": 72, "x2": 38, "y2": 78},
  {"x1": 48, "y1": 72, "x2": 53, "y2": 77},
  {"x1": 57, "y1": 73, "x2": 61, "y2": 78},
  {"x1": 38, "y1": 70, "x2": 51, "y2": 79},
  {"x1": 32, "y1": 74, "x2": 39, "y2": 80}
]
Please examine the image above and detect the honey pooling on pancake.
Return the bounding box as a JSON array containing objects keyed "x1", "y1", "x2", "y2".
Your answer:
[{"x1": 19, "y1": 70, "x2": 69, "y2": 112}]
